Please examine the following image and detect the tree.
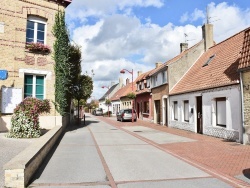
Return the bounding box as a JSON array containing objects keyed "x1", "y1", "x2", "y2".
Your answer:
[
  {"x1": 53, "y1": 10, "x2": 70, "y2": 116},
  {"x1": 73, "y1": 74, "x2": 93, "y2": 121}
]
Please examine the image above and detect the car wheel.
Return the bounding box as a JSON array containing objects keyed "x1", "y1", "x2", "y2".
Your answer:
[{"x1": 134, "y1": 119, "x2": 137, "y2": 122}]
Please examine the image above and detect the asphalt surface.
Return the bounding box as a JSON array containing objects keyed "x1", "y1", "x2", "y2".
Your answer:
[{"x1": 29, "y1": 115, "x2": 234, "y2": 188}]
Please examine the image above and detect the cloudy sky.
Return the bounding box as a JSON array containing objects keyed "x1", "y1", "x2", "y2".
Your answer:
[{"x1": 65, "y1": 0, "x2": 250, "y2": 100}]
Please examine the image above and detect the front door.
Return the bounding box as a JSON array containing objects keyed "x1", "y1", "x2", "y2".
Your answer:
[
  {"x1": 196, "y1": 96, "x2": 203, "y2": 134},
  {"x1": 164, "y1": 98, "x2": 168, "y2": 126},
  {"x1": 155, "y1": 100, "x2": 161, "y2": 124}
]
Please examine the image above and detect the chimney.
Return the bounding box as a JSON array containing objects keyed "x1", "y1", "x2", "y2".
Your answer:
[
  {"x1": 202, "y1": 24, "x2": 214, "y2": 51},
  {"x1": 155, "y1": 62, "x2": 163, "y2": 68},
  {"x1": 119, "y1": 77, "x2": 123, "y2": 88},
  {"x1": 111, "y1": 81, "x2": 115, "y2": 86},
  {"x1": 180, "y1": 43, "x2": 188, "y2": 53},
  {"x1": 126, "y1": 78, "x2": 130, "y2": 85},
  {"x1": 138, "y1": 71, "x2": 142, "y2": 77}
]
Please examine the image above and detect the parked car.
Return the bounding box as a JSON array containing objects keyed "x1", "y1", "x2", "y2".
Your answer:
[
  {"x1": 116, "y1": 109, "x2": 137, "y2": 122},
  {"x1": 95, "y1": 108, "x2": 103, "y2": 116}
]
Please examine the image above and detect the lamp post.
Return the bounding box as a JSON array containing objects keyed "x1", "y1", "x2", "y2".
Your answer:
[
  {"x1": 102, "y1": 86, "x2": 110, "y2": 117},
  {"x1": 120, "y1": 68, "x2": 134, "y2": 123}
]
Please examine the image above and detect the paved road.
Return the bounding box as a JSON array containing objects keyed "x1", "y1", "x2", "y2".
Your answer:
[{"x1": 30, "y1": 115, "x2": 234, "y2": 188}]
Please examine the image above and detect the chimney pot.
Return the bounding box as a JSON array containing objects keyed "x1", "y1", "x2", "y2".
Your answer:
[
  {"x1": 180, "y1": 43, "x2": 188, "y2": 53},
  {"x1": 138, "y1": 71, "x2": 142, "y2": 77},
  {"x1": 126, "y1": 78, "x2": 130, "y2": 85},
  {"x1": 155, "y1": 62, "x2": 163, "y2": 68}
]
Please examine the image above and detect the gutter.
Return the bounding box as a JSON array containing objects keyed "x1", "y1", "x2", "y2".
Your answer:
[{"x1": 239, "y1": 72, "x2": 244, "y2": 144}]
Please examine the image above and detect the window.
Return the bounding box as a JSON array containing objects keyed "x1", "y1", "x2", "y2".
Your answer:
[
  {"x1": 144, "y1": 101, "x2": 149, "y2": 113},
  {"x1": 24, "y1": 75, "x2": 45, "y2": 100},
  {"x1": 152, "y1": 75, "x2": 157, "y2": 87},
  {"x1": 174, "y1": 101, "x2": 178, "y2": 120},
  {"x1": 184, "y1": 100, "x2": 189, "y2": 122},
  {"x1": 216, "y1": 97, "x2": 226, "y2": 127},
  {"x1": 146, "y1": 78, "x2": 150, "y2": 88},
  {"x1": 26, "y1": 16, "x2": 47, "y2": 44},
  {"x1": 141, "y1": 81, "x2": 144, "y2": 89},
  {"x1": 162, "y1": 71, "x2": 167, "y2": 83}
]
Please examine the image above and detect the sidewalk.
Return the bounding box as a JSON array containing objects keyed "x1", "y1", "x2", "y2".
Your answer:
[
  {"x1": 0, "y1": 133, "x2": 33, "y2": 188},
  {"x1": 98, "y1": 115, "x2": 250, "y2": 187}
]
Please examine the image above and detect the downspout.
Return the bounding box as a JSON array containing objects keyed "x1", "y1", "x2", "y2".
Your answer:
[{"x1": 239, "y1": 72, "x2": 244, "y2": 144}]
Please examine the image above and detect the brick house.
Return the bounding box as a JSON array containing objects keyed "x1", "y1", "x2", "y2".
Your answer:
[
  {"x1": 148, "y1": 24, "x2": 209, "y2": 125},
  {"x1": 0, "y1": 0, "x2": 71, "y2": 132},
  {"x1": 169, "y1": 27, "x2": 250, "y2": 142},
  {"x1": 135, "y1": 70, "x2": 153, "y2": 121},
  {"x1": 238, "y1": 27, "x2": 250, "y2": 144}
]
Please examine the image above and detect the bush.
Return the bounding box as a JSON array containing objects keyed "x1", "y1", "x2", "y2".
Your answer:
[{"x1": 7, "y1": 97, "x2": 51, "y2": 138}]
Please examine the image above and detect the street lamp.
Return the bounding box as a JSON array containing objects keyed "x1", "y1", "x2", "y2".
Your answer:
[
  {"x1": 120, "y1": 68, "x2": 134, "y2": 123},
  {"x1": 102, "y1": 86, "x2": 110, "y2": 117}
]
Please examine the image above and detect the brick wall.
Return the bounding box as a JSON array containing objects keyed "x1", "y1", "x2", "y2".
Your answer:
[
  {"x1": 0, "y1": 0, "x2": 67, "y2": 123},
  {"x1": 151, "y1": 84, "x2": 169, "y2": 123},
  {"x1": 242, "y1": 71, "x2": 250, "y2": 143}
]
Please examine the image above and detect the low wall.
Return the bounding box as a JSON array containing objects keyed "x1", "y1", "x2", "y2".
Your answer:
[{"x1": 3, "y1": 115, "x2": 69, "y2": 188}]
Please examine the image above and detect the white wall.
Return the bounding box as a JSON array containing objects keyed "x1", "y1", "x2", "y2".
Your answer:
[{"x1": 169, "y1": 85, "x2": 241, "y2": 141}]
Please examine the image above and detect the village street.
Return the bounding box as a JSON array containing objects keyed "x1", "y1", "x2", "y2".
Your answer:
[{"x1": 27, "y1": 114, "x2": 250, "y2": 188}]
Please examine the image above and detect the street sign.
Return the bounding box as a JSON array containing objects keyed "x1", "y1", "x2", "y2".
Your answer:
[{"x1": 0, "y1": 70, "x2": 8, "y2": 80}]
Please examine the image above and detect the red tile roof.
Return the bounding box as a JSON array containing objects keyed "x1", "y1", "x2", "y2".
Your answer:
[
  {"x1": 238, "y1": 28, "x2": 250, "y2": 70},
  {"x1": 170, "y1": 28, "x2": 247, "y2": 95},
  {"x1": 110, "y1": 83, "x2": 135, "y2": 101}
]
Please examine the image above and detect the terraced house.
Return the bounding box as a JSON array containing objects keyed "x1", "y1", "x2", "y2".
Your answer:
[
  {"x1": 0, "y1": 0, "x2": 71, "y2": 132},
  {"x1": 169, "y1": 26, "x2": 250, "y2": 143}
]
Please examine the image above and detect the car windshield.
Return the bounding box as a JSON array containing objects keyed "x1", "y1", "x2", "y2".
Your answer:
[{"x1": 124, "y1": 109, "x2": 135, "y2": 113}]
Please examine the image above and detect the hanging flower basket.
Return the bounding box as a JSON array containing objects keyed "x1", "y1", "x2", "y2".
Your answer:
[
  {"x1": 126, "y1": 92, "x2": 136, "y2": 99},
  {"x1": 25, "y1": 42, "x2": 51, "y2": 54}
]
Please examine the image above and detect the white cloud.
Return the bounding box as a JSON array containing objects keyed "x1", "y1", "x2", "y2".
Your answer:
[
  {"x1": 66, "y1": 0, "x2": 164, "y2": 24},
  {"x1": 68, "y1": 1, "x2": 250, "y2": 99}
]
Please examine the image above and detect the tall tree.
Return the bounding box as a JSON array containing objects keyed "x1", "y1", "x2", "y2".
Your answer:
[
  {"x1": 53, "y1": 10, "x2": 71, "y2": 115},
  {"x1": 73, "y1": 74, "x2": 93, "y2": 120}
]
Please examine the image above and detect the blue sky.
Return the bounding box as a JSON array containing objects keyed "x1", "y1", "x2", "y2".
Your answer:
[{"x1": 65, "y1": 0, "x2": 250, "y2": 100}]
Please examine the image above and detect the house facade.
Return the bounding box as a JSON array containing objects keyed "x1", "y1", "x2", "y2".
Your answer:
[
  {"x1": 169, "y1": 27, "x2": 246, "y2": 142},
  {"x1": 0, "y1": 0, "x2": 71, "y2": 132},
  {"x1": 99, "y1": 78, "x2": 123, "y2": 114},
  {"x1": 135, "y1": 70, "x2": 153, "y2": 121},
  {"x1": 238, "y1": 27, "x2": 250, "y2": 144}
]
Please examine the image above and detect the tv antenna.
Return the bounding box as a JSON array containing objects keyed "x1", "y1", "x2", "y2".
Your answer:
[
  {"x1": 184, "y1": 33, "x2": 195, "y2": 43},
  {"x1": 206, "y1": 6, "x2": 220, "y2": 24}
]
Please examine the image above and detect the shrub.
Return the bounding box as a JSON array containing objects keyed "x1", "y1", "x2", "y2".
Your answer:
[
  {"x1": 126, "y1": 92, "x2": 136, "y2": 99},
  {"x1": 7, "y1": 97, "x2": 51, "y2": 138}
]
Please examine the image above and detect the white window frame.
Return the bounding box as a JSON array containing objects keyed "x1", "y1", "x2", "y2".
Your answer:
[
  {"x1": 27, "y1": 16, "x2": 47, "y2": 44},
  {"x1": 216, "y1": 97, "x2": 226, "y2": 127},
  {"x1": 24, "y1": 74, "x2": 45, "y2": 99},
  {"x1": 19, "y1": 69, "x2": 51, "y2": 100},
  {"x1": 184, "y1": 100, "x2": 189, "y2": 122},
  {"x1": 174, "y1": 101, "x2": 178, "y2": 120}
]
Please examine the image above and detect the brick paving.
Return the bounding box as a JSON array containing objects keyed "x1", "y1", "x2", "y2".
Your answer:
[{"x1": 97, "y1": 115, "x2": 250, "y2": 187}]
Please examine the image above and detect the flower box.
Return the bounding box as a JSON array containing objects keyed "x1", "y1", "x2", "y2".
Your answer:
[{"x1": 25, "y1": 42, "x2": 51, "y2": 54}]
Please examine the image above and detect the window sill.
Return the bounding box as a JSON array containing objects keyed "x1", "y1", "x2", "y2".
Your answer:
[
  {"x1": 142, "y1": 113, "x2": 149, "y2": 115},
  {"x1": 25, "y1": 50, "x2": 51, "y2": 55}
]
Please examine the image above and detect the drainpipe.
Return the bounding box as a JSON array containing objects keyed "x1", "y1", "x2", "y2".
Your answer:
[{"x1": 239, "y1": 72, "x2": 244, "y2": 144}]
